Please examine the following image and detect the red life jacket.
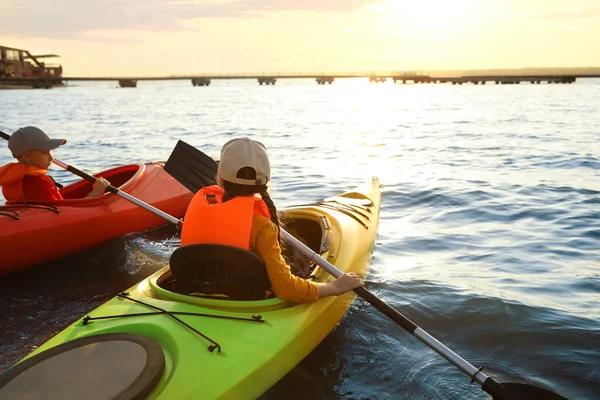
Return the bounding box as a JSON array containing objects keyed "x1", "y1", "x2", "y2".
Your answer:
[
  {"x1": 0, "y1": 163, "x2": 48, "y2": 202},
  {"x1": 180, "y1": 185, "x2": 272, "y2": 250}
]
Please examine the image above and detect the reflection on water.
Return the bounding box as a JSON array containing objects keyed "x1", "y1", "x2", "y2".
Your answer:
[{"x1": 1, "y1": 79, "x2": 599, "y2": 399}]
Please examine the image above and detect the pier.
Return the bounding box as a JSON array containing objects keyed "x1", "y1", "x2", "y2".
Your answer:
[
  {"x1": 2, "y1": 44, "x2": 598, "y2": 89},
  {"x1": 1, "y1": 73, "x2": 598, "y2": 89},
  {"x1": 391, "y1": 75, "x2": 577, "y2": 85}
]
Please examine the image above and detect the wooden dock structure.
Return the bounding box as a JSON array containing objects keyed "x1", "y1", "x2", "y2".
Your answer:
[
  {"x1": 1, "y1": 45, "x2": 63, "y2": 89},
  {"x1": 391, "y1": 75, "x2": 577, "y2": 85},
  {"x1": 1, "y1": 73, "x2": 598, "y2": 89}
]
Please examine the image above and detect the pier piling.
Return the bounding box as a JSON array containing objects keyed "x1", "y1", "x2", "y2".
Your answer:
[
  {"x1": 258, "y1": 77, "x2": 276, "y2": 85},
  {"x1": 118, "y1": 79, "x2": 137, "y2": 88},
  {"x1": 369, "y1": 76, "x2": 387, "y2": 83},
  {"x1": 191, "y1": 78, "x2": 211, "y2": 86},
  {"x1": 316, "y1": 77, "x2": 334, "y2": 84}
]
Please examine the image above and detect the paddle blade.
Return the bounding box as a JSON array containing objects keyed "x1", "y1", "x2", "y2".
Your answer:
[
  {"x1": 483, "y1": 378, "x2": 568, "y2": 400},
  {"x1": 165, "y1": 140, "x2": 218, "y2": 193},
  {"x1": 497, "y1": 383, "x2": 568, "y2": 400}
]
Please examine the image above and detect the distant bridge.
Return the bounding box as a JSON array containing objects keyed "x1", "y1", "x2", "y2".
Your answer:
[{"x1": 2, "y1": 73, "x2": 600, "y2": 88}]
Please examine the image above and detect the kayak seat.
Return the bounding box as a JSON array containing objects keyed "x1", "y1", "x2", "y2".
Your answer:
[{"x1": 170, "y1": 244, "x2": 271, "y2": 300}]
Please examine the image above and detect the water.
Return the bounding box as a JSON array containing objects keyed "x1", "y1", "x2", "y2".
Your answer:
[{"x1": 1, "y1": 79, "x2": 599, "y2": 399}]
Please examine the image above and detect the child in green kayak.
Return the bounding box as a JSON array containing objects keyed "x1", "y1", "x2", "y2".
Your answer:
[
  {"x1": 181, "y1": 137, "x2": 364, "y2": 302},
  {"x1": 0, "y1": 126, "x2": 109, "y2": 202}
]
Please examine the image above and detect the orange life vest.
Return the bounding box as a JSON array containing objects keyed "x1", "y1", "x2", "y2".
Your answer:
[
  {"x1": 180, "y1": 185, "x2": 272, "y2": 250},
  {"x1": 0, "y1": 163, "x2": 48, "y2": 202}
]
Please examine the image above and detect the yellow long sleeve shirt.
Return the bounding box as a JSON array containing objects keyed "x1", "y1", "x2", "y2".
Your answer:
[{"x1": 250, "y1": 214, "x2": 319, "y2": 303}]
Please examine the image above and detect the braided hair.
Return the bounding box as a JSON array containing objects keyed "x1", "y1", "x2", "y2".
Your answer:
[{"x1": 222, "y1": 168, "x2": 312, "y2": 277}]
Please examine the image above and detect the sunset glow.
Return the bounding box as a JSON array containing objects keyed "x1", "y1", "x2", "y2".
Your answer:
[
  {"x1": 366, "y1": 0, "x2": 483, "y2": 34},
  {"x1": 0, "y1": 0, "x2": 598, "y2": 75}
]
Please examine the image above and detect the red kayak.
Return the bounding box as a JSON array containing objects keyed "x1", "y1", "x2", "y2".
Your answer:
[{"x1": 0, "y1": 162, "x2": 192, "y2": 275}]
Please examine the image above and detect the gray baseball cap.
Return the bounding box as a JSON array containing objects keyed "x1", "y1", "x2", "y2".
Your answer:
[{"x1": 8, "y1": 126, "x2": 66, "y2": 158}]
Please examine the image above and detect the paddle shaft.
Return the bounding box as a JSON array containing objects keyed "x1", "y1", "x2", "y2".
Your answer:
[
  {"x1": 1, "y1": 130, "x2": 181, "y2": 226},
  {"x1": 283, "y1": 230, "x2": 518, "y2": 400}
]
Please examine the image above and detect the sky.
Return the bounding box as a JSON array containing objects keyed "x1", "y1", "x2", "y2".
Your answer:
[{"x1": 1, "y1": 0, "x2": 600, "y2": 76}]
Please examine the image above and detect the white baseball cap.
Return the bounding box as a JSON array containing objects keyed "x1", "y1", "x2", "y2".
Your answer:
[
  {"x1": 8, "y1": 126, "x2": 66, "y2": 158},
  {"x1": 217, "y1": 137, "x2": 270, "y2": 186}
]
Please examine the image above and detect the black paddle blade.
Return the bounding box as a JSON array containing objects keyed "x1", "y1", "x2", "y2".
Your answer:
[
  {"x1": 165, "y1": 140, "x2": 218, "y2": 194},
  {"x1": 496, "y1": 383, "x2": 568, "y2": 400},
  {"x1": 483, "y1": 378, "x2": 568, "y2": 400}
]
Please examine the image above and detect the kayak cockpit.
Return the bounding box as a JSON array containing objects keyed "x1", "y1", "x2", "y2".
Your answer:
[
  {"x1": 61, "y1": 163, "x2": 145, "y2": 199},
  {"x1": 148, "y1": 210, "x2": 334, "y2": 311}
]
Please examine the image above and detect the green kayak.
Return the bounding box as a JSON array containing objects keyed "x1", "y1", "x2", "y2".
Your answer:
[{"x1": 0, "y1": 177, "x2": 382, "y2": 400}]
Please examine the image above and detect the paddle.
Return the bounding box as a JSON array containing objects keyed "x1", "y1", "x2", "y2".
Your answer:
[
  {"x1": 163, "y1": 139, "x2": 568, "y2": 400},
  {"x1": 0, "y1": 130, "x2": 181, "y2": 226}
]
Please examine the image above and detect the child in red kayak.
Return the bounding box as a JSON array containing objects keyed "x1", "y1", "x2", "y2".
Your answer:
[
  {"x1": 181, "y1": 137, "x2": 363, "y2": 303},
  {"x1": 0, "y1": 126, "x2": 109, "y2": 202}
]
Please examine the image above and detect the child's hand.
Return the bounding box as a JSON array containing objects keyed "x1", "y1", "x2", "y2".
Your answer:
[
  {"x1": 93, "y1": 177, "x2": 110, "y2": 192},
  {"x1": 332, "y1": 273, "x2": 363, "y2": 295},
  {"x1": 87, "y1": 177, "x2": 110, "y2": 197}
]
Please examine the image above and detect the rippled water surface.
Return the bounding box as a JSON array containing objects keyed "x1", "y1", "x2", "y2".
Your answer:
[{"x1": 1, "y1": 79, "x2": 599, "y2": 399}]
